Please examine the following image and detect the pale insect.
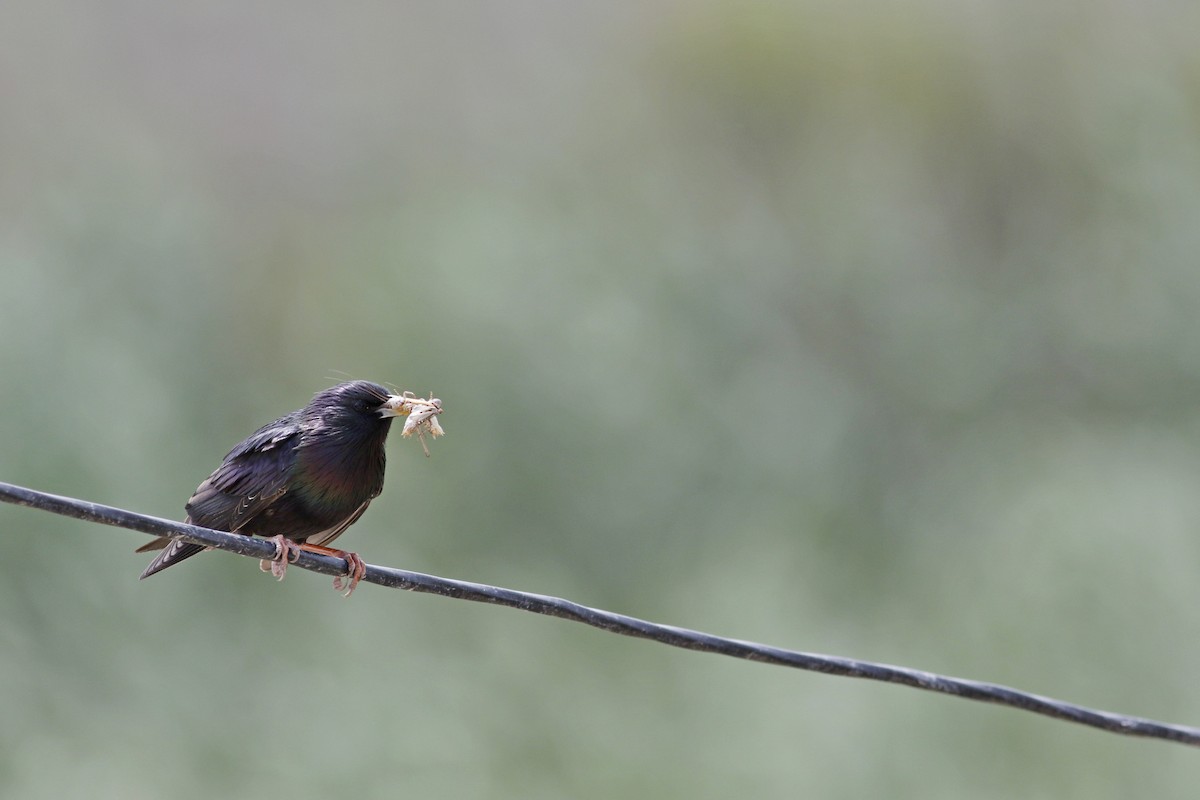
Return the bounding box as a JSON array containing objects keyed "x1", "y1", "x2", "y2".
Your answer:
[{"x1": 384, "y1": 391, "x2": 445, "y2": 457}]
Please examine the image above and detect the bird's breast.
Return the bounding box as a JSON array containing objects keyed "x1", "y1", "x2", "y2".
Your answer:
[{"x1": 292, "y1": 436, "x2": 386, "y2": 513}]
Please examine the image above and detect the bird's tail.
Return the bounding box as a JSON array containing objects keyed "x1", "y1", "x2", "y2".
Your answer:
[{"x1": 137, "y1": 519, "x2": 207, "y2": 579}]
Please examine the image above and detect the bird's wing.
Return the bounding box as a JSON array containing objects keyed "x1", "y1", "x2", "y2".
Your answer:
[
  {"x1": 184, "y1": 414, "x2": 303, "y2": 533},
  {"x1": 137, "y1": 417, "x2": 303, "y2": 577},
  {"x1": 304, "y1": 499, "x2": 372, "y2": 548},
  {"x1": 134, "y1": 415, "x2": 303, "y2": 558}
]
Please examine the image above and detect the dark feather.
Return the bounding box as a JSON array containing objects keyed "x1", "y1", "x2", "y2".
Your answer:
[{"x1": 139, "y1": 381, "x2": 399, "y2": 579}]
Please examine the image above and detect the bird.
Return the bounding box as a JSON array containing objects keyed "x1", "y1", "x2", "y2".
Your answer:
[{"x1": 137, "y1": 380, "x2": 420, "y2": 596}]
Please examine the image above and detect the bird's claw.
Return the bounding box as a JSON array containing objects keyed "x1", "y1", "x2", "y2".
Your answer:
[
  {"x1": 332, "y1": 551, "x2": 367, "y2": 597},
  {"x1": 258, "y1": 538, "x2": 364, "y2": 595},
  {"x1": 259, "y1": 535, "x2": 302, "y2": 581}
]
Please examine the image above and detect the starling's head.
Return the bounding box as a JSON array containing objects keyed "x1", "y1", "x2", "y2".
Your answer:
[{"x1": 307, "y1": 381, "x2": 408, "y2": 436}]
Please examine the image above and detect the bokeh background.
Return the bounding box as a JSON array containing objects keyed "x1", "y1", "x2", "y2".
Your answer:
[{"x1": 3, "y1": 0, "x2": 1200, "y2": 796}]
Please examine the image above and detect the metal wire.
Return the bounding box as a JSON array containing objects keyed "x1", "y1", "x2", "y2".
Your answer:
[{"x1": 2, "y1": 478, "x2": 1197, "y2": 748}]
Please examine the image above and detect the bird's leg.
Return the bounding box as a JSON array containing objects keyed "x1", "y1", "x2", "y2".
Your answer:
[
  {"x1": 298, "y1": 543, "x2": 368, "y2": 597},
  {"x1": 259, "y1": 534, "x2": 302, "y2": 581}
]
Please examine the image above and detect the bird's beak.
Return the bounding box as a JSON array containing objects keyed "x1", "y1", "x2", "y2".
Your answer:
[{"x1": 378, "y1": 395, "x2": 408, "y2": 418}]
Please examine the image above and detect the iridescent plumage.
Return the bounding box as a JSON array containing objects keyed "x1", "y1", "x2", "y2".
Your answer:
[{"x1": 137, "y1": 381, "x2": 409, "y2": 593}]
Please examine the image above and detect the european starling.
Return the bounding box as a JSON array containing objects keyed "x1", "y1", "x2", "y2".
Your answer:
[{"x1": 137, "y1": 381, "x2": 425, "y2": 595}]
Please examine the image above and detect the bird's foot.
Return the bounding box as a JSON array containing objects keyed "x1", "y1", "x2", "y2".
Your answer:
[
  {"x1": 260, "y1": 535, "x2": 302, "y2": 581},
  {"x1": 298, "y1": 543, "x2": 368, "y2": 597},
  {"x1": 332, "y1": 551, "x2": 367, "y2": 597}
]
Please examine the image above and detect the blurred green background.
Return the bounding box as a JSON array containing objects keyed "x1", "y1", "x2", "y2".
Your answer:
[{"x1": 3, "y1": 0, "x2": 1200, "y2": 796}]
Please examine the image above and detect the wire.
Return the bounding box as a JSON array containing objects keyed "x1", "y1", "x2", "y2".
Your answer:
[{"x1": 2, "y1": 478, "x2": 1197, "y2": 748}]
